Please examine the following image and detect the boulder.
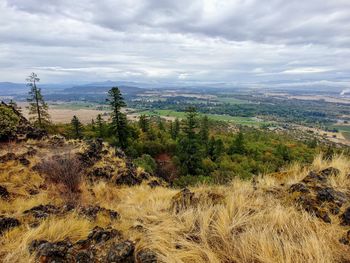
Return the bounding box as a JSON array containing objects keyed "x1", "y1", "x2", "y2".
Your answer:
[
  {"x1": 48, "y1": 135, "x2": 65, "y2": 147},
  {"x1": 0, "y1": 152, "x2": 17, "y2": 163},
  {"x1": 0, "y1": 217, "x2": 20, "y2": 235},
  {"x1": 0, "y1": 185, "x2": 9, "y2": 199},
  {"x1": 136, "y1": 249, "x2": 158, "y2": 263},
  {"x1": 78, "y1": 139, "x2": 103, "y2": 167},
  {"x1": 341, "y1": 207, "x2": 350, "y2": 226},
  {"x1": 79, "y1": 205, "x2": 120, "y2": 221},
  {"x1": 88, "y1": 166, "x2": 114, "y2": 180},
  {"x1": 320, "y1": 167, "x2": 340, "y2": 177},
  {"x1": 148, "y1": 180, "x2": 161, "y2": 188},
  {"x1": 289, "y1": 183, "x2": 310, "y2": 194},
  {"x1": 75, "y1": 251, "x2": 94, "y2": 263},
  {"x1": 23, "y1": 204, "x2": 60, "y2": 219},
  {"x1": 115, "y1": 162, "x2": 142, "y2": 186},
  {"x1": 302, "y1": 171, "x2": 328, "y2": 184},
  {"x1": 86, "y1": 226, "x2": 122, "y2": 244},
  {"x1": 18, "y1": 156, "x2": 30, "y2": 166},
  {"x1": 297, "y1": 195, "x2": 331, "y2": 223},
  {"x1": 316, "y1": 187, "x2": 347, "y2": 206},
  {"x1": 106, "y1": 240, "x2": 135, "y2": 263},
  {"x1": 29, "y1": 239, "x2": 73, "y2": 263},
  {"x1": 170, "y1": 188, "x2": 198, "y2": 213}
]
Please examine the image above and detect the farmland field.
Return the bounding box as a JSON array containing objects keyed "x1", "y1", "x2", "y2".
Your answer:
[{"x1": 137, "y1": 109, "x2": 268, "y2": 126}]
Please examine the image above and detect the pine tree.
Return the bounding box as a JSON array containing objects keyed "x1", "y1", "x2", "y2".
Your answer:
[
  {"x1": 107, "y1": 87, "x2": 129, "y2": 149},
  {"x1": 200, "y1": 116, "x2": 209, "y2": 142},
  {"x1": 139, "y1": 114, "x2": 149, "y2": 132},
  {"x1": 91, "y1": 119, "x2": 96, "y2": 131},
  {"x1": 96, "y1": 114, "x2": 104, "y2": 137},
  {"x1": 183, "y1": 106, "x2": 197, "y2": 140},
  {"x1": 178, "y1": 107, "x2": 202, "y2": 175},
  {"x1": 157, "y1": 117, "x2": 165, "y2": 131},
  {"x1": 171, "y1": 118, "x2": 180, "y2": 139},
  {"x1": 26, "y1": 72, "x2": 50, "y2": 127},
  {"x1": 229, "y1": 131, "x2": 246, "y2": 154},
  {"x1": 71, "y1": 115, "x2": 83, "y2": 139}
]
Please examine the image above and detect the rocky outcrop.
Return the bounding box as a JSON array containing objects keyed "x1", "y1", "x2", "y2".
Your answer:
[
  {"x1": 23, "y1": 204, "x2": 60, "y2": 219},
  {"x1": 115, "y1": 160, "x2": 142, "y2": 186},
  {"x1": 289, "y1": 167, "x2": 349, "y2": 224},
  {"x1": 29, "y1": 226, "x2": 139, "y2": 263},
  {"x1": 170, "y1": 188, "x2": 198, "y2": 213},
  {"x1": 341, "y1": 207, "x2": 350, "y2": 226},
  {"x1": 0, "y1": 185, "x2": 10, "y2": 200},
  {"x1": 0, "y1": 217, "x2": 20, "y2": 235},
  {"x1": 0, "y1": 101, "x2": 47, "y2": 141},
  {"x1": 136, "y1": 249, "x2": 158, "y2": 263},
  {"x1": 78, "y1": 139, "x2": 103, "y2": 167},
  {"x1": 106, "y1": 240, "x2": 135, "y2": 263},
  {"x1": 0, "y1": 146, "x2": 37, "y2": 165},
  {"x1": 79, "y1": 205, "x2": 120, "y2": 221}
]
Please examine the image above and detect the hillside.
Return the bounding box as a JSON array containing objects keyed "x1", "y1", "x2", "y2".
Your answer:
[{"x1": 1, "y1": 137, "x2": 350, "y2": 262}]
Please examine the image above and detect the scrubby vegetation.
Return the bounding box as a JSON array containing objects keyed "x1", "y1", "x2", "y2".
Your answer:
[
  {"x1": 1, "y1": 84, "x2": 350, "y2": 262},
  {"x1": 1, "y1": 138, "x2": 350, "y2": 262},
  {"x1": 52, "y1": 105, "x2": 348, "y2": 187}
]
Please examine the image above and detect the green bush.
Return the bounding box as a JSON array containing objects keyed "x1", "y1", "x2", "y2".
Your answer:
[
  {"x1": 0, "y1": 105, "x2": 20, "y2": 140},
  {"x1": 134, "y1": 154, "x2": 157, "y2": 174}
]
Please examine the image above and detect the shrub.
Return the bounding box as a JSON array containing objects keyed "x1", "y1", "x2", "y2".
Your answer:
[
  {"x1": 0, "y1": 105, "x2": 20, "y2": 141},
  {"x1": 134, "y1": 154, "x2": 157, "y2": 174},
  {"x1": 37, "y1": 154, "x2": 83, "y2": 201}
]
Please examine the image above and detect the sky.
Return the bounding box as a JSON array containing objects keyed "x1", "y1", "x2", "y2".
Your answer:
[{"x1": 0, "y1": 0, "x2": 350, "y2": 87}]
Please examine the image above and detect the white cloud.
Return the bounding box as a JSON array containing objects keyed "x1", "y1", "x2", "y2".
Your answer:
[{"x1": 0, "y1": 0, "x2": 349, "y2": 88}]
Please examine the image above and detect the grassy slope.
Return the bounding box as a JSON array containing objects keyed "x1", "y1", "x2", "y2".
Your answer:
[{"x1": 1, "y1": 141, "x2": 350, "y2": 262}]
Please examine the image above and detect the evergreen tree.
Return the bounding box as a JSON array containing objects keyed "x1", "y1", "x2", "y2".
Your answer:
[
  {"x1": 183, "y1": 106, "x2": 197, "y2": 140},
  {"x1": 178, "y1": 107, "x2": 202, "y2": 175},
  {"x1": 171, "y1": 118, "x2": 180, "y2": 139},
  {"x1": 107, "y1": 87, "x2": 129, "y2": 149},
  {"x1": 157, "y1": 117, "x2": 165, "y2": 131},
  {"x1": 200, "y1": 116, "x2": 209, "y2": 142},
  {"x1": 139, "y1": 114, "x2": 149, "y2": 132},
  {"x1": 208, "y1": 136, "x2": 216, "y2": 159},
  {"x1": 208, "y1": 136, "x2": 224, "y2": 161},
  {"x1": 71, "y1": 115, "x2": 83, "y2": 139},
  {"x1": 91, "y1": 119, "x2": 96, "y2": 131},
  {"x1": 229, "y1": 131, "x2": 246, "y2": 154},
  {"x1": 26, "y1": 72, "x2": 50, "y2": 127},
  {"x1": 96, "y1": 114, "x2": 104, "y2": 137},
  {"x1": 200, "y1": 115, "x2": 209, "y2": 153},
  {"x1": 213, "y1": 138, "x2": 224, "y2": 160}
]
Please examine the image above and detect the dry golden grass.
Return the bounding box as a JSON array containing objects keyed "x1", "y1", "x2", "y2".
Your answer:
[{"x1": 1, "y1": 147, "x2": 350, "y2": 262}]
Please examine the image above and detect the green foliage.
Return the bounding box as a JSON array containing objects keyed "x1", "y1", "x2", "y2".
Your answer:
[
  {"x1": 107, "y1": 87, "x2": 129, "y2": 149},
  {"x1": 170, "y1": 118, "x2": 180, "y2": 139},
  {"x1": 173, "y1": 175, "x2": 213, "y2": 188},
  {"x1": 0, "y1": 105, "x2": 20, "y2": 140},
  {"x1": 139, "y1": 114, "x2": 150, "y2": 132},
  {"x1": 96, "y1": 114, "x2": 106, "y2": 138},
  {"x1": 177, "y1": 107, "x2": 203, "y2": 175},
  {"x1": 70, "y1": 115, "x2": 83, "y2": 139},
  {"x1": 229, "y1": 131, "x2": 246, "y2": 154},
  {"x1": 134, "y1": 154, "x2": 157, "y2": 174},
  {"x1": 26, "y1": 72, "x2": 50, "y2": 128},
  {"x1": 54, "y1": 103, "x2": 343, "y2": 187}
]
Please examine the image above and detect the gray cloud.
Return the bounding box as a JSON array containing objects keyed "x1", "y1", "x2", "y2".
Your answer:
[{"x1": 1, "y1": 0, "x2": 350, "y2": 87}]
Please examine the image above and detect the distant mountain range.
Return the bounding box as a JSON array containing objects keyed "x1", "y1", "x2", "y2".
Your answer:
[
  {"x1": 63, "y1": 81, "x2": 144, "y2": 95},
  {"x1": 0, "y1": 81, "x2": 147, "y2": 96}
]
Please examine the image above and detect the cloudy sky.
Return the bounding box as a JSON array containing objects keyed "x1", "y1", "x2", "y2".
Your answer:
[{"x1": 1, "y1": 0, "x2": 350, "y2": 87}]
